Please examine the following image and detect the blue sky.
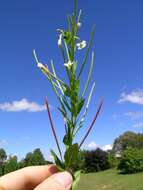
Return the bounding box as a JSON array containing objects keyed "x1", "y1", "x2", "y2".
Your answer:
[{"x1": 0, "y1": 0, "x2": 143, "y2": 159}]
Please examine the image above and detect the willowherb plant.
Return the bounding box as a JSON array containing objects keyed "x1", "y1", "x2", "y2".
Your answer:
[{"x1": 33, "y1": 0, "x2": 103, "y2": 189}]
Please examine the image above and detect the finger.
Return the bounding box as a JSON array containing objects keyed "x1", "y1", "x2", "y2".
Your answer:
[
  {"x1": 34, "y1": 171, "x2": 73, "y2": 190},
  {"x1": 0, "y1": 165, "x2": 57, "y2": 190}
]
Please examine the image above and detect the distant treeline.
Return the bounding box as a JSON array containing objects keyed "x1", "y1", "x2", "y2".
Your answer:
[{"x1": 0, "y1": 131, "x2": 143, "y2": 176}]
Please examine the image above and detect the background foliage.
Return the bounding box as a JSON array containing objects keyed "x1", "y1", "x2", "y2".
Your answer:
[{"x1": 0, "y1": 131, "x2": 143, "y2": 176}]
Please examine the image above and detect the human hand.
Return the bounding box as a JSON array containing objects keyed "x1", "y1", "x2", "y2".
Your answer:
[{"x1": 0, "y1": 165, "x2": 73, "y2": 190}]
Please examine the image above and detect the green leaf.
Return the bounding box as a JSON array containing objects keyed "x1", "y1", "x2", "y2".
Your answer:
[
  {"x1": 70, "y1": 79, "x2": 80, "y2": 116},
  {"x1": 82, "y1": 52, "x2": 94, "y2": 98},
  {"x1": 78, "y1": 25, "x2": 96, "y2": 79},
  {"x1": 72, "y1": 170, "x2": 81, "y2": 190},
  {"x1": 64, "y1": 86, "x2": 71, "y2": 97},
  {"x1": 58, "y1": 107, "x2": 68, "y2": 120},
  {"x1": 50, "y1": 149, "x2": 65, "y2": 170},
  {"x1": 63, "y1": 128, "x2": 72, "y2": 146},
  {"x1": 73, "y1": 82, "x2": 96, "y2": 137},
  {"x1": 62, "y1": 97, "x2": 71, "y2": 112},
  {"x1": 77, "y1": 98, "x2": 85, "y2": 115},
  {"x1": 64, "y1": 143, "x2": 79, "y2": 168},
  {"x1": 50, "y1": 60, "x2": 64, "y2": 95}
]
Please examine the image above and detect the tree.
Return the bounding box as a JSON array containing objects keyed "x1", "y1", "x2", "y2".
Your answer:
[
  {"x1": 0, "y1": 148, "x2": 7, "y2": 163},
  {"x1": 112, "y1": 131, "x2": 143, "y2": 155},
  {"x1": 0, "y1": 148, "x2": 7, "y2": 176},
  {"x1": 84, "y1": 148, "x2": 110, "y2": 173},
  {"x1": 118, "y1": 147, "x2": 143, "y2": 174},
  {"x1": 23, "y1": 148, "x2": 46, "y2": 167},
  {"x1": 4, "y1": 156, "x2": 18, "y2": 174},
  {"x1": 32, "y1": 148, "x2": 46, "y2": 165}
]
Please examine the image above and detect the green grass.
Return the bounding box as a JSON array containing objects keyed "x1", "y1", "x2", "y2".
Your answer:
[{"x1": 78, "y1": 169, "x2": 143, "y2": 190}]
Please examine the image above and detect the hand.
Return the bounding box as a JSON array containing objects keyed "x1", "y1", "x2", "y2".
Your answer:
[{"x1": 0, "y1": 165, "x2": 73, "y2": 190}]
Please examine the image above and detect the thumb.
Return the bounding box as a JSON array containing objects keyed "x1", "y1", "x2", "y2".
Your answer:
[{"x1": 34, "y1": 171, "x2": 73, "y2": 190}]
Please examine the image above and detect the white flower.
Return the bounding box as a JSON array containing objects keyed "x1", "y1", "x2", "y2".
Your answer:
[
  {"x1": 64, "y1": 117, "x2": 67, "y2": 124},
  {"x1": 58, "y1": 34, "x2": 62, "y2": 47},
  {"x1": 64, "y1": 60, "x2": 73, "y2": 69},
  {"x1": 37, "y1": 62, "x2": 48, "y2": 72},
  {"x1": 77, "y1": 22, "x2": 82, "y2": 28},
  {"x1": 76, "y1": 40, "x2": 86, "y2": 50},
  {"x1": 37, "y1": 62, "x2": 44, "y2": 69}
]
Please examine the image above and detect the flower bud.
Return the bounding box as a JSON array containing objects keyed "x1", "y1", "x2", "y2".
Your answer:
[
  {"x1": 77, "y1": 22, "x2": 82, "y2": 28},
  {"x1": 58, "y1": 34, "x2": 62, "y2": 47}
]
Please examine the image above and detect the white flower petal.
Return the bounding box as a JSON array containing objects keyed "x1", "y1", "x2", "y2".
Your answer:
[
  {"x1": 77, "y1": 22, "x2": 82, "y2": 28},
  {"x1": 76, "y1": 40, "x2": 86, "y2": 50},
  {"x1": 37, "y1": 62, "x2": 45, "y2": 69},
  {"x1": 58, "y1": 34, "x2": 62, "y2": 46},
  {"x1": 64, "y1": 61, "x2": 74, "y2": 69}
]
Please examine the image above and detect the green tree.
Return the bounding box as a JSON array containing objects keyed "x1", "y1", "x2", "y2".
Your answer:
[
  {"x1": 0, "y1": 148, "x2": 7, "y2": 162},
  {"x1": 4, "y1": 156, "x2": 18, "y2": 174},
  {"x1": 23, "y1": 152, "x2": 33, "y2": 166},
  {"x1": 32, "y1": 148, "x2": 46, "y2": 165},
  {"x1": 0, "y1": 148, "x2": 7, "y2": 176},
  {"x1": 23, "y1": 148, "x2": 46, "y2": 167},
  {"x1": 113, "y1": 131, "x2": 143, "y2": 155}
]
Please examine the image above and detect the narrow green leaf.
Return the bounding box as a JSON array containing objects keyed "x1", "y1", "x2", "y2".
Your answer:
[
  {"x1": 77, "y1": 10, "x2": 82, "y2": 23},
  {"x1": 74, "y1": 0, "x2": 77, "y2": 18},
  {"x1": 50, "y1": 60, "x2": 64, "y2": 95},
  {"x1": 77, "y1": 98, "x2": 85, "y2": 115},
  {"x1": 50, "y1": 149, "x2": 64, "y2": 170},
  {"x1": 64, "y1": 143, "x2": 78, "y2": 168},
  {"x1": 77, "y1": 26, "x2": 96, "y2": 79},
  {"x1": 62, "y1": 97, "x2": 71, "y2": 112},
  {"x1": 67, "y1": 15, "x2": 71, "y2": 32},
  {"x1": 72, "y1": 170, "x2": 81, "y2": 190},
  {"x1": 64, "y1": 86, "x2": 71, "y2": 97},
  {"x1": 74, "y1": 82, "x2": 96, "y2": 137},
  {"x1": 82, "y1": 52, "x2": 94, "y2": 98},
  {"x1": 63, "y1": 128, "x2": 72, "y2": 146},
  {"x1": 58, "y1": 107, "x2": 68, "y2": 120}
]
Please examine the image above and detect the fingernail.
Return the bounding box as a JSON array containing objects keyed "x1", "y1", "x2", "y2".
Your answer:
[
  {"x1": 53, "y1": 171, "x2": 73, "y2": 188},
  {"x1": 48, "y1": 164, "x2": 58, "y2": 174}
]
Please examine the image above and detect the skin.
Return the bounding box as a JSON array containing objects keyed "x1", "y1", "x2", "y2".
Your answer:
[{"x1": 0, "y1": 165, "x2": 73, "y2": 190}]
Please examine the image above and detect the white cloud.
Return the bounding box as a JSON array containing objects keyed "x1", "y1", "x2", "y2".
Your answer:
[
  {"x1": 124, "y1": 111, "x2": 143, "y2": 120},
  {"x1": 0, "y1": 98, "x2": 46, "y2": 112},
  {"x1": 87, "y1": 142, "x2": 113, "y2": 151},
  {"x1": 101, "y1": 144, "x2": 113, "y2": 151},
  {"x1": 87, "y1": 141, "x2": 98, "y2": 150},
  {"x1": 133, "y1": 123, "x2": 143, "y2": 128},
  {"x1": 118, "y1": 89, "x2": 143, "y2": 105}
]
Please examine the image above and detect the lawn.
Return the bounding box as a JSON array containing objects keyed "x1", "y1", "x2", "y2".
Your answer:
[{"x1": 78, "y1": 169, "x2": 143, "y2": 190}]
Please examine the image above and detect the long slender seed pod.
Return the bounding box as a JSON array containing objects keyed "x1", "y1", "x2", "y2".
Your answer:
[
  {"x1": 45, "y1": 97, "x2": 63, "y2": 161},
  {"x1": 79, "y1": 100, "x2": 103, "y2": 149}
]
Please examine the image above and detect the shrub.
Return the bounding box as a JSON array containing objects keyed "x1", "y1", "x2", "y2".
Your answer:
[
  {"x1": 118, "y1": 147, "x2": 143, "y2": 174},
  {"x1": 108, "y1": 152, "x2": 118, "y2": 168},
  {"x1": 84, "y1": 148, "x2": 110, "y2": 173}
]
